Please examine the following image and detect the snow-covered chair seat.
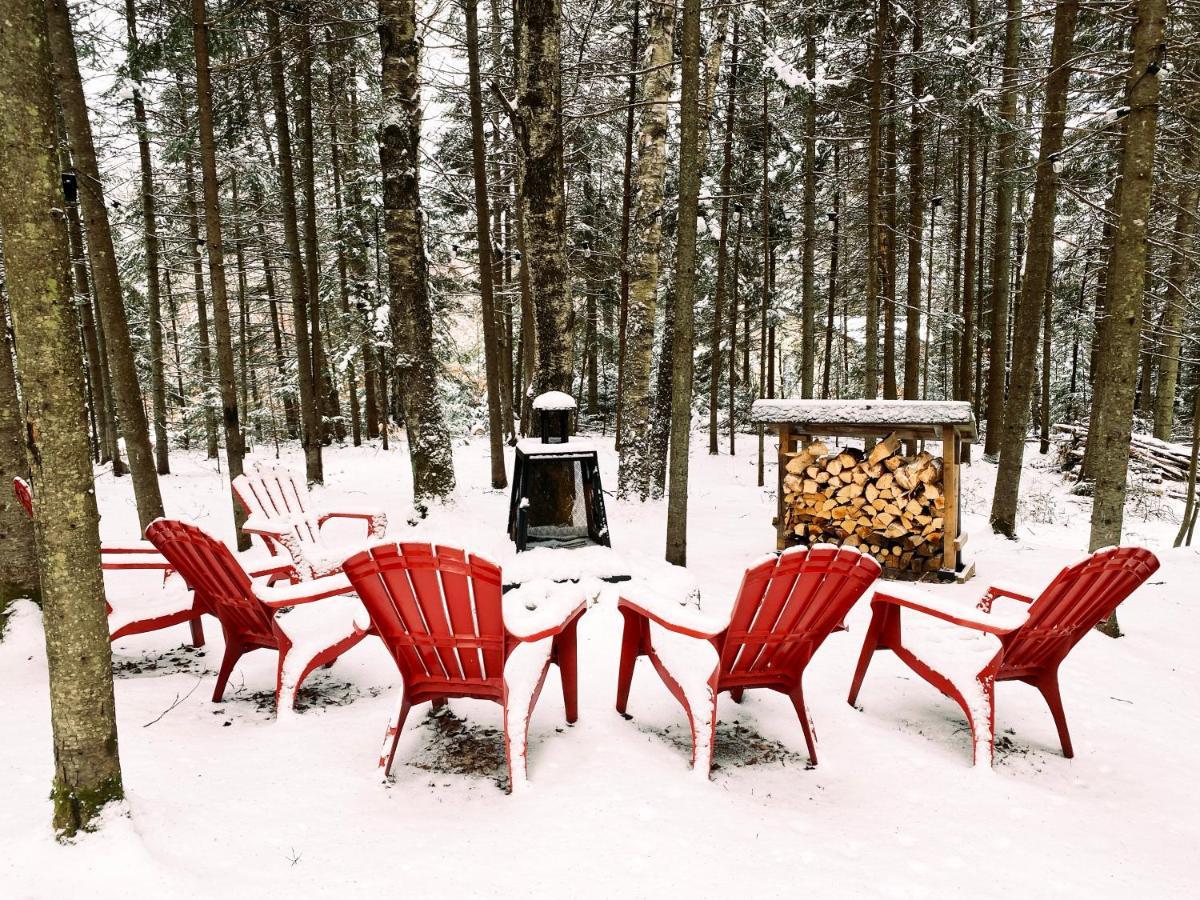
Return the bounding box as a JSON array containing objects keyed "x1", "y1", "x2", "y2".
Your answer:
[
  {"x1": 232, "y1": 464, "x2": 387, "y2": 578},
  {"x1": 342, "y1": 542, "x2": 587, "y2": 791},
  {"x1": 146, "y1": 518, "x2": 367, "y2": 713},
  {"x1": 848, "y1": 546, "x2": 1160, "y2": 765},
  {"x1": 616, "y1": 544, "x2": 882, "y2": 776}
]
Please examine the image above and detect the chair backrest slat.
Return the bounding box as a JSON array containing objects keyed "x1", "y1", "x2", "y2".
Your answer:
[
  {"x1": 146, "y1": 519, "x2": 276, "y2": 646},
  {"x1": 12, "y1": 477, "x2": 33, "y2": 518},
  {"x1": 343, "y1": 543, "x2": 509, "y2": 692},
  {"x1": 721, "y1": 545, "x2": 881, "y2": 683},
  {"x1": 1001, "y1": 547, "x2": 1159, "y2": 673}
]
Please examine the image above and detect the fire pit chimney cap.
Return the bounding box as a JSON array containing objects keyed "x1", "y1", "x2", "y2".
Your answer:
[{"x1": 532, "y1": 391, "x2": 577, "y2": 411}]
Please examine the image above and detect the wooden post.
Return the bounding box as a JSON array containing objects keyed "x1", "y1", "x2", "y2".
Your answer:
[
  {"x1": 941, "y1": 424, "x2": 959, "y2": 573},
  {"x1": 776, "y1": 423, "x2": 792, "y2": 549}
]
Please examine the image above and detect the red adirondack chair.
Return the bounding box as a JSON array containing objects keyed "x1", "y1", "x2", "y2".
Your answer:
[
  {"x1": 14, "y1": 476, "x2": 164, "y2": 562},
  {"x1": 232, "y1": 464, "x2": 387, "y2": 578},
  {"x1": 14, "y1": 476, "x2": 215, "y2": 644},
  {"x1": 342, "y1": 542, "x2": 587, "y2": 790},
  {"x1": 616, "y1": 544, "x2": 882, "y2": 776},
  {"x1": 146, "y1": 518, "x2": 367, "y2": 712},
  {"x1": 847, "y1": 546, "x2": 1160, "y2": 765}
]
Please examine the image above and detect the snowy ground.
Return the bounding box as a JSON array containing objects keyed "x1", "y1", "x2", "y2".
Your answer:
[{"x1": 1, "y1": 432, "x2": 1197, "y2": 897}]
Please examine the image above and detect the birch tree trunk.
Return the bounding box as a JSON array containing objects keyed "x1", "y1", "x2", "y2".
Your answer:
[
  {"x1": 192, "y1": 0, "x2": 248, "y2": 547},
  {"x1": 0, "y1": 0, "x2": 123, "y2": 834},
  {"x1": 378, "y1": 0, "x2": 457, "y2": 507},
  {"x1": 616, "y1": 0, "x2": 675, "y2": 500},
  {"x1": 991, "y1": 0, "x2": 1079, "y2": 536},
  {"x1": 45, "y1": 0, "x2": 164, "y2": 530},
  {"x1": 1089, "y1": 0, "x2": 1168, "y2": 637}
]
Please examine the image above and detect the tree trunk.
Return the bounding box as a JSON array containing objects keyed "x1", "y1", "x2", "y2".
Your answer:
[
  {"x1": 124, "y1": 0, "x2": 169, "y2": 475},
  {"x1": 266, "y1": 5, "x2": 323, "y2": 483},
  {"x1": 0, "y1": 0, "x2": 123, "y2": 834},
  {"x1": 983, "y1": 0, "x2": 1021, "y2": 458},
  {"x1": 466, "y1": 0, "x2": 507, "y2": 489},
  {"x1": 58, "y1": 127, "x2": 123, "y2": 473},
  {"x1": 903, "y1": 1, "x2": 925, "y2": 401},
  {"x1": 710, "y1": 17, "x2": 738, "y2": 453},
  {"x1": 192, "y1": 0, "x2": 248, "y2": 549},
  {"x1": 990, "y1": 0, "x2": 1079, "y2": 536},
  {"x1": 615, "y1": 0, "x2": 640, "y2": 450},
  {"x1": 800, "y1": 31, "x2": 817, "y2": 399},
  {"x1": 865, "y1": 0, "x2": 886, "y2": 400},
  {"x1": 882, "y1": 52, "x2": 898, "y2": 401},
  {"x1": 296, "y1": 12, "x2": 339, "y2": 446},
  {"x1": 665, "y1": 0, "x2": 702, "y2": 565},
  {"x1": 1152, "y1": 128, "x2": 1199, "y2": 441},
  {"x1": 518, "y1": 0, "x2": 575, "y2": 401},
  {"x1": 0, "y1": 286, "x2": 39, "y2": 607},
  {"x1": 616, "y1": 0, "x2": 675, "y2": 500},
  {"x1": 378, "y1": 0, "x2": 457, "y2": 508},
  {"x1": 960, "y1": 0, "x2": 978, "y2": 416},
  {"x1": 45, "y1": 0, "x2": 164, "y2": 530},
  {"x1": 1088, "y1": 0, "x2": 1167, "y2": 623},
  {"x1": 182, "y1": 146, "x2": 219, "y2": 459}
]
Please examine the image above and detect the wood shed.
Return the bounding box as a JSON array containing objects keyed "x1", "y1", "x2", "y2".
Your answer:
[{"x1": 750, "y1": 399, "x2": 978, "y2": 581}]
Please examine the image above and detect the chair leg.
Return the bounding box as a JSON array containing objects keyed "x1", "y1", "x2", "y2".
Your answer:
[
  {"x1": 1034, "y1": 671, "x2": 1074, "y2": 758},
  {"x1": 615, "y1": 607, "x2": 643, "y2": 714},
  {"x1": 555, "y1": 617, "x2": 580, "y2": 724},
  {"x1": 379, "y1": 691, "x2": 412, "y2": 777},
  {"x1": 729, "y1": 688, "x2": 744, "y2": 704},
  {"x1": 789, "y1": 681, "x2": 819, "y2": 765},
  {"x1": 969, "y1": 675, "x2": 997, "y2": 767},
  {"x1": 188, "y1": 615, "x2": 205, "y2": 648},
  {"x1": 212, "y1": 640, "x2": 244, "y2": 702},
  {"x1": 847, "y1": 603, "x2": 887, "y2": 706}
]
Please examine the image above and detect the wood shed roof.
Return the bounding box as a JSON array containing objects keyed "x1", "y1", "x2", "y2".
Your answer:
[{"x1": 750, "y1": 399, "x2": 978, "y2": 442}]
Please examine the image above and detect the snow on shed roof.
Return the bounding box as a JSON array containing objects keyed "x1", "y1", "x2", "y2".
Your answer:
[{"x1": 750, "y1": 399, "x2": 977, "y2": 440}]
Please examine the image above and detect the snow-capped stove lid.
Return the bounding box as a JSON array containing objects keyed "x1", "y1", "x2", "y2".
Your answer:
[{"x1": 532, "y1": 390, "x2": 577, "y2": 411}]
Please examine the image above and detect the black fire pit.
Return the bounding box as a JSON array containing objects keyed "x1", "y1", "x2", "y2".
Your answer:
[{"x1": 507, "y1": 392, "x2": 611, "y2": 552}]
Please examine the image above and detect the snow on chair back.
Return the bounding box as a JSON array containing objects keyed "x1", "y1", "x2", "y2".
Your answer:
[
  {"x1": 720, "y1": 544, "x2": 883, "y2": 689},
  {"x1": 233, "y1": 465, "x2": 321, "y2": 546},
  {"x1": 12, "y1": 476, "x2": 32, "y2": 518},
  {"x1": 998, "y1": 546, "x2": 1159, "y2": 675},
  {"x1": 344, "y1": 542, "x2": 508, "y2": 698},
  {"x1": 146, "y1": 519, "x2": 275, "y2": 647}
]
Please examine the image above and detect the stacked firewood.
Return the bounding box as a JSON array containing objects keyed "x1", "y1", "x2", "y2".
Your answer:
[{"x1": 781, "y1": 433, "x2": 947, "y2": 578}]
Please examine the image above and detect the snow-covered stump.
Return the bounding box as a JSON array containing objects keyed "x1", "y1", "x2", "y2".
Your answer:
[{"x1": 751, "y1": 400, "x2": 977, "y2": 582}]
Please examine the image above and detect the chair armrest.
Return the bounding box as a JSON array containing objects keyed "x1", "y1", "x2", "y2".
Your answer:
[
  {"x1": 317, "y1": 505, "x2": 385, "y2": 523},
  {"x1": 100, "y1": 551, "x2": 173, "y2": 572},
  {"x1": 241, "y1": 513, "x2": 295, "y2": 539},
  {"x1": 255, "y1": 572, "x2": 355, "y2": 609},
  {"x1": 100, "y1": 540, "x2": 159, "y2": 555},
  {"x1": 873, "y1": 586, "x2": 1029, "y2": 635},
  {"x1": 617, "y1": 596, "x2": 728, "y2": 641},
  {"x1": 503, "y1": 580, "x2": 589, "y2": 642},
  {"x1": 977, "y1": 580, "x2": 1038, "y2": 612}
]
